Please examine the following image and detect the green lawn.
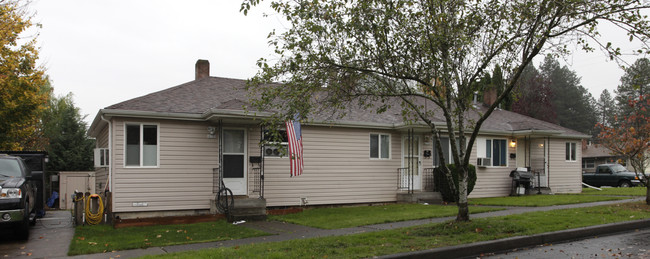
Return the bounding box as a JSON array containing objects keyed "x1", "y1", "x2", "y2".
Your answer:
[
  {"x1": 580, "y1": 186, "x2": 647, "y2": 196},
  {"x1": 469, "y1": 194, "x2": 631, "y2": 207},
  {"x1": 68, "y1": 220, "x2": 269, "y2": 256},
  {"x1": 269, "y1": 203, "x2": 503, "y2": 229},
  {"x1": 141, "y1": 202, "x2": 650, "y2": 259}
]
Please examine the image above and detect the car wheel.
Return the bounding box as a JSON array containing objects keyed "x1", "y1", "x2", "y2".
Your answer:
[{"x1": 619, "y1": 180, "x2": 632, "y2": 188}]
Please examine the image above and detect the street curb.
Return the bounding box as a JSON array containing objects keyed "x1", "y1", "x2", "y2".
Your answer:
[{"x1": 378, "y1": 218, "x2": 650, "y2": 259}]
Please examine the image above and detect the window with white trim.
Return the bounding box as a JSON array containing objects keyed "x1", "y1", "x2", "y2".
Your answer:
[
  {"x1": 125, "y1": 123, "x2": 159, "y2": 167},
  {"x1": 94, "y1": 148, "x2": 109, "y2": 167},
  {"x1": 566, "y1": 142, "x2": 577, "y2": 161},
  {"x1": 477, "y1": 138, "x2": 507, "y2": 167},
  {"x1": 262, "y1": 129, "x2": 288, "y2": 157},
  {"x1": 370, "y1": 133, "x2": 390, "y2": 159}
]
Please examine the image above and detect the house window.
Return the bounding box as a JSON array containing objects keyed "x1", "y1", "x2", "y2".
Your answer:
[
  {"x1": 125, "y1": 123, "x2": 158, "y2": 167},
  {"x1": 582, "y1": 159, "x2": 595, "y2": 169},
  {"x1": 262, "y1": 129, "x2": 288, "y2": 157},
  {"x1": 370, "y1": 133, "x2": 390, "y2": 159},
  {"x1": 478, "y1": 138, "x2": 507, "y2": 167},
  {"x1": 565, "y1": 142, "x2": 577, "y2": 161},
  {"x1": 432, "y1": 137, "x2": 450, "y2": 166},
  {"x1": 94, "y1": 148, "x2": 109, "y2": 167}
]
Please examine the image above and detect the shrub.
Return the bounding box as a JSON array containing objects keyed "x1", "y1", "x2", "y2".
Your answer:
[{"x1": 434, "y1": 164, "x2": 477, "y2": 203}]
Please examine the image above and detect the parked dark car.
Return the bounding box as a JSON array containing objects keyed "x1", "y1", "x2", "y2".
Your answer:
[
  {"x1": 582, "y1": 164, "x2": 643, "y2": 188},
  {"x1": 0, "y1": 155, "x2": 36, "y2": 240}
]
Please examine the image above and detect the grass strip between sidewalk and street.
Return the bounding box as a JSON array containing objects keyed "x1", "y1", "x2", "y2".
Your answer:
[
  {"x1": 68, "y1": 220, "x2": 269, "y2": 256},
  {"x1": 469, "y1": 194, "x2": 631, "y2": 207},
  {"x1": 580, "y1": 186, "x2": 647, "y2": 196},
  {"x1": 139, "y1": 202, "x2": 650, "y2": 259},
  {"x1": 269, "y1": 203, "x2": 503, "y2": 229}
]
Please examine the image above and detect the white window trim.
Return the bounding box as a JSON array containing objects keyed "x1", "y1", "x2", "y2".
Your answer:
[
  {"x1": 566, "y1": 142, "x2": 577, "y2": 162},
  {"x1": 94, "y1": 148, "x2": 110, "y2": 168},
  {"x1": 370, "y1": 133, "x2": 391, "y2": 160},
  {"x1": 262, "y1": 129, "x2": 289, "y2": 159},
  {"x1": 477, "y1": 137, "x2": 509, "y2": 167},
  {"x1": 124, "y1": 122, "x2": 160, "y2": 168}
]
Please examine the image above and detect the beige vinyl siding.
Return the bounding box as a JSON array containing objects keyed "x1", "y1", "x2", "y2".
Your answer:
[
  {"x1": 94, "y1": 125, "x2": 109, "y2": 193},
  {"x1": 548, "y1": 139, "x2": 582, "y2": 193},
  {"x1": 111, "y1": 118, "x2": 218, "y2": 213},
  {"x1": 262, "y1": 126, "x2": 401, "y2": 207},
  {"x1": 470, "y1": 136, "x2": 517, "y2": 198}
]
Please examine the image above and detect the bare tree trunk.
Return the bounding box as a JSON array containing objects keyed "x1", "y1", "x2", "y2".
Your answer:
[
  {"x1": 646, "y1": 184, "x2": 649, "y2": 205},
  {"x1": 456, "y1": 166, "x2": 470, "y2": 221}
]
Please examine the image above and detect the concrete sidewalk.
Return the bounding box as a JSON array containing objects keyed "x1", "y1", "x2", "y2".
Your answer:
[{"x1": 61, "y1": 197, "x2": 647, "y2": 259}]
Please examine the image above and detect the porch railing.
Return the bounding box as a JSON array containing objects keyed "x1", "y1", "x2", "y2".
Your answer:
[
  {"x1": 532, "y1": 169, "x2": 547, "y2": 188},
  {"x1": 397, "y1": 168, "x2": 411, "y2": 191},
  {"x1": 251, "y1": 167, "x2": 262, "y2": 197},
  {"x1": 422, "y1": 168, "x2": 436, "y2": 191},
  {"x1": 398, "y1": 167, "x2": 437, "y2": 192}
]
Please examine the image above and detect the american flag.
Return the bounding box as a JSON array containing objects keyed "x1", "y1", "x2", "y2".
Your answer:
[{"x1": 285, "y1": 119, "x2": 303, "y2": 177}]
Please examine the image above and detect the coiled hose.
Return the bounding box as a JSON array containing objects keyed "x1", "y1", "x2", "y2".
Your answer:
[{"x1": 85, "y1": 194, "x2": 104, "y2": 225}]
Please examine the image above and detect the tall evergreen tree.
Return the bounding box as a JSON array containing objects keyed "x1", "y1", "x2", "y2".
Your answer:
[
  {"x1": 511, "y1": 63, "x2": 556, "y2": 122},
  {"x1": 42, "y1": 93, "x2": 95, "y2": 171},
  {"x1": 540, "y1": 55, "x2": 598, "y2": 135},
  {"x1": 596, "y1": 89, "x2": 616, "y2": 128},
  {"x1": 492, "y1": 65, "x2": 511, "y2": 110},
  {"x1": 616, "y1": 58, "x2": 650, "y2": 118}
]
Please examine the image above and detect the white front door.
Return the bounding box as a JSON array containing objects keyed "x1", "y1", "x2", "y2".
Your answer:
[
  {"x1": 223, "y1": 129, "x2": 247, "y2": 195},
  {"x1": 402, "y1": 135, "x2": 421, "y2": 190}
]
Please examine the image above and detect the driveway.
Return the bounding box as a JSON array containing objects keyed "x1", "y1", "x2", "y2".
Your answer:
[{"x1": 0, "y1": 210, "x2": 75, "y2": 258}]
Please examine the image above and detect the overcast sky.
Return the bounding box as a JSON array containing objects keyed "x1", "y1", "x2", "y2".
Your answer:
[{"x1": 30, "y1": 1, "x2": 647, "y2": 125}]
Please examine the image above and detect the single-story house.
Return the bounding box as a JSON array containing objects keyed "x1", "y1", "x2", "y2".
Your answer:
[{"x1": 88, "y1": 60, "x2": 589, "y2": 220}]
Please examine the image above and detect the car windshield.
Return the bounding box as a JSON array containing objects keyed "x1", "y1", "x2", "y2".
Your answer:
[
  {"x1": 611, "y1": 164, "x2": 627, "y2": 173},
  {"x1": 0, "y1": 159, "x2": 22, "y2": 178}
]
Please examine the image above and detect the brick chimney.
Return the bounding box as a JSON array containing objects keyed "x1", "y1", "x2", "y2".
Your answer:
[
  {"x1": 483, "y1": 87, "x2": 497, "y2": 106},
  {"x1": 195, "y1": 59, "x2": 210, "y2": 80}
]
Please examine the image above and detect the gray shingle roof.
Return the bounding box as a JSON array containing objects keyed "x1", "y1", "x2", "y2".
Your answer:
[{"x1": 104, "y1": 76, "x2": 587, "y2": 137}]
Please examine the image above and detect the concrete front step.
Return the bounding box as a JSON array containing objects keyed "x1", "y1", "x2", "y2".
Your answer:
[
  {"x1": 210, "y1": 197, "x2": 267, "y2": 221},
  {"x1": 397, "y1": 191, "x2": 443, "y2": 204},
  {"x1": 230, "y1": 198, "x2": 267, "y2": 221}
]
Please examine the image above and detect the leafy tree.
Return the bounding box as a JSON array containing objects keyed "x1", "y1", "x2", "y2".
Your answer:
[
  {"x1": 616, "y1": 57, "x2": 650, "y2": 118},
  {"x1": 511, "y1": 63, "x2": 556, "y2": 123},
  {"x1": 598, "y1": 94, "x2": 650, "y2": 204},
  {"x1": 41, "y1": 93, "x2": 95, "y2": 172},
  {"x1": 0, "y1": 0, "x2": 50, "y2": 150},
  {"x1": 242, "y1": 0, "x2": 650, "y2": 221},
  {"x1": 596, "y1": 89, "x2": 616, "y2": 128},
  {"x1": 540, "y1": 55, "x2": 598, "y2": 135}
]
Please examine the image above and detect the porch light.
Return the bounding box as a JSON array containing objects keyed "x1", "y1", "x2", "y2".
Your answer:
[{"x1": 510, "y1": 139, "x2": 517, "y2": 148}]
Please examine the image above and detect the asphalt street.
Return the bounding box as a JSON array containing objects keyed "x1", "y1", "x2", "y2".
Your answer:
[{"x1": 481, "y1": 228, "x2": 650, "y2": 259}]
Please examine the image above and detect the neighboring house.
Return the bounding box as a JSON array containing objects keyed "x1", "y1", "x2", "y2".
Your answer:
[
  {"x1": 581, "y1": 143, "x2": 650, "y2": 174},
  {"x1": 581, "y1": 143, "x2": 626, "y2": 173},
  {"x1": 88, "y1": 60, "x2": 589, "y2": 220}
]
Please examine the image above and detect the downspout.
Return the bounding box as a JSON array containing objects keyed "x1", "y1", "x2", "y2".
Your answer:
[
  {"x1": 546, "y1": 137, "x2": 550, "y2": 189},
  {"x1": 100, "y1": 115, "x2": 112, "y2": 193}
]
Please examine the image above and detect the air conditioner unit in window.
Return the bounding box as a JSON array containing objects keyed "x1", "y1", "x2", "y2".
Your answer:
[
  {"x1": 263, "y1": 146, "x2": 282, "y2": 157},
  {"x1": 477, "y1": 157, "x2": 490, "y2": 167}
]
